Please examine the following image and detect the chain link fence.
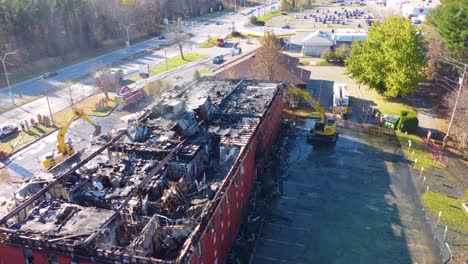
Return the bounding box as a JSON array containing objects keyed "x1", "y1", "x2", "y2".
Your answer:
[{"x1": 408, "y1": 164, "x2": 467, "y2": 263}]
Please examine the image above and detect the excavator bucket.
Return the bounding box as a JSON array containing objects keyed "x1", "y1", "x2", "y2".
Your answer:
[{"x1": 92, "y1": 125, "x2": 102, "y2": 137}]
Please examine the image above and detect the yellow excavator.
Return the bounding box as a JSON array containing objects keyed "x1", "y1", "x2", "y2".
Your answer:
[
  {"x1": 42, "y1": 107, "x2": 101, "y2": 169},
  {"x1": 289, "y1": 87, "x2": 338, "y2": 144}
]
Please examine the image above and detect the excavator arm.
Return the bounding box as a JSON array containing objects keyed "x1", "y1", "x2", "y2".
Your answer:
[
  {"x1": 288, "y1": 87, "x2": 327, "y2": 123},
  {"x1": 56, "y1": 107, "x2": 102, "y2": 155}
]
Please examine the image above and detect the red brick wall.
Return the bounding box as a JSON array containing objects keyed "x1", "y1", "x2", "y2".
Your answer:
[
  {"x1": 0, "y1": 244, "x2": 24, "y2": 264},
  {"x1": 190, "y1": 89, "x2": 284, "y2": 264},
  {"x1": 32, "y1": 251, "x2": 49, "y2": 264}
]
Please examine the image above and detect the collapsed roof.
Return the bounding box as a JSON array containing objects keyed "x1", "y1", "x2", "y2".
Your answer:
[{"x1": 0, "y1": 78, "x2": 280, "y2": 263}]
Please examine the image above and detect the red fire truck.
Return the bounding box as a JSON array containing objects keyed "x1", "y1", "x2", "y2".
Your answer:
[{"x1": 117, "y1": 83, "x2": 145, "y2": 106}]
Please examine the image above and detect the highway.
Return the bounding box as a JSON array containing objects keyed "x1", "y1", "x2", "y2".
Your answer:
[
  {"x1": 0, "y1": 3, "x2": 279, "y2": 203},
  {"x1": 0, "y1": 5, "x2": 279, "y2": 123}
]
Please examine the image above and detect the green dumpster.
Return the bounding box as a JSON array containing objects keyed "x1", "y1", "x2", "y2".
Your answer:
[{"x1": 383, "y1": 114, "x2": 400, "y2": 129}]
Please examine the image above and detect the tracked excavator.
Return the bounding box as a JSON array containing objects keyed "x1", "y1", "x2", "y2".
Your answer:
[
  {"x1": 42, "y1": 107, "x2": 101, "y2": 169},
  {"x1": 289, "y1": 87, "x2": 338, "y2": 144}
]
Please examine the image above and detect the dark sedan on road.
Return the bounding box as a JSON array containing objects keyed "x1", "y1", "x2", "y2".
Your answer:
[{"x1": 41, "y1": 71, "x2": 58, "y2": 79}]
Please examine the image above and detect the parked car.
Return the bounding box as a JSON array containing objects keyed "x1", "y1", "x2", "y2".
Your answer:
[
  {"x1": 281, "y1": 12, "x2": 288, "y2": 15},
  {"x1": 213, "y1": 55, "x2": 224, "y2": 64},
  {"x1": 282, "y1": 25, "x2": 291, "y2": 29},
  {"x1": 215, "y1": 21, "x2": 224, "y2": 25},
  {"x1": 41, "y1": 71, "x2": 58, "y2": 79},
  {"x1": 0, "y1": 124, "x2": 19, "y2": 139},
  {"x1": 158, "y1": 35, "x2": 166, "y2": 39}
]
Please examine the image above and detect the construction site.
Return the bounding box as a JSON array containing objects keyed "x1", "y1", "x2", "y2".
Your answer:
[{"x1": 0, "y1": 78, "x2": 285, "y2": 264}]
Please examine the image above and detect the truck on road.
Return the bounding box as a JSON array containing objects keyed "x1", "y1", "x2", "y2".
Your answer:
[
  {"x1": 332, "y1": 83, "x2": 351, "y2": 118},
  {"x1": 117, "y1": 83, "x2": 145, "y2": 106},
  {"x1": 216, "y1": 35, "x2": 228, "y2": 47}
]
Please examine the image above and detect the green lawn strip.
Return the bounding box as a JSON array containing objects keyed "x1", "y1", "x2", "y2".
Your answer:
[
  {"x1": 396, "y1": 131, "x2": 443, "y2": 169},
  {"x1": 421, "y1": 190, "x2": 468, "y2": 233},
  {"x1": 358, "y1": 88, "x2": 416, "y2": 116},
  {"x1": 350, "y1": 87, "x2": 440, "y2": 168},
  {"x1": 0, "y1": 96, "x2": 42, "y2": 114},
  {"x1": 150, "y1": 53, "x2": 208, "y2": 76},
  {"x1": 286, "y1": 5, "x2": 316, "y2": 13},
  {"x1": 53, "y1": 93, "x2": 117, "y2": 126},
  {"x1": 199, "y1": 37, "x2": 219, "y2": 48},
  {"x1": 315, "y1": 60, "x2": 335, "y2": 66},
  {"x1": 258, "y1": 11, "x2": 281, "y2": 22},
  {"x1": 0, "y1": 125, "x2": 55, "y2": 154},
  {"x1": 298, "y1": 59, "x2": 310, "y2": 66}
]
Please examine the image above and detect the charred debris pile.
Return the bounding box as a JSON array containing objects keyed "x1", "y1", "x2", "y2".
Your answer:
[{"x1": 0, "y1": 79, "x2": 279, "y2": 262}]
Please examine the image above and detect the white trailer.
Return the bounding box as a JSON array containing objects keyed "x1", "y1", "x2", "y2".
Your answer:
[{"x1": 333, "y1": 83, "x2": 351, "y2": 117}]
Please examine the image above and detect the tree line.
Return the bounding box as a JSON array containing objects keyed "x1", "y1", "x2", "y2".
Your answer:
[
  {"x1": 344, "y1": 0, "x2": 467, "y2": 154},
  {"x1": 0, "y1": 0, "x2": 171, "y2": 65},
  {"x1": 0, "y1": 0, "x2": 227, "y2": 72}
]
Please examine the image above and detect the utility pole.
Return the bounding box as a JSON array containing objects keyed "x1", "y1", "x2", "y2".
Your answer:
[
  {"x1": 1, "y1": 51, "x2": 16, "y2": 105},
  {"x1": 45, "y1": 93, "x2": 54, "y2": 126},
  {"x1": 43, "y1": 83, "x2": 54, "y2": 125},
  {"x1": 124, "y1": 24, "x2": 135, "y2": 48},
  {"x1": 443, "y1": 65, "x2": 466, "y2": 146}
]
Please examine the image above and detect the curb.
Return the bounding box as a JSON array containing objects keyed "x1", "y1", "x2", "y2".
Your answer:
[
  {"x1": 0, "y1": 128, "x2": 57, "y2": 169},
  {"x1": 0, "y1": 98, "x2": 118, "y2": 168}
]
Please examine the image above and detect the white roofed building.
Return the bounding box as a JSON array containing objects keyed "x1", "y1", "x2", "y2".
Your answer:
[
  {"x1": 331, "y1": 29, "x2": 368, "y2": 47},
  {"x1": 301, "y1": 31, "x2": 334, "y2": 57}
]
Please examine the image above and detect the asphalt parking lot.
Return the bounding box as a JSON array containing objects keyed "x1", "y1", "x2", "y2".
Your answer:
[
  {"x1": 267, "y1": 5, "x2": 374, "y2": 30},
  {"x1": 251, "y1": 68, "x2": 441, "y2": 263}
]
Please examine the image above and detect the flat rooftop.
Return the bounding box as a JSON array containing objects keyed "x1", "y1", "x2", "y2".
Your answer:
[{"x1": 0, "y1": 78, "x2": 279, "y2": 262}]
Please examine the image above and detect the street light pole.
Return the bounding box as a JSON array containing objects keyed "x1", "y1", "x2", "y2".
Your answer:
[
  {"x1": 443, "y1": 65, "x2": 466, "y2": 146},
  {"x1": 124, "y1": 24, "x2": 135, "y2": 48},
  {"x1": 184, "y1": 11, "x2": 189, "y2": 27},
  {"x1": 1, "y1": 51, "x2": 16, "y2": 105}
]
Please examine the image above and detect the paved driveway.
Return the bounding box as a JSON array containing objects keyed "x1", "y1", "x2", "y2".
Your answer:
[{"x1": 252, "y1": 70, "x2": 441, "y2": 264}]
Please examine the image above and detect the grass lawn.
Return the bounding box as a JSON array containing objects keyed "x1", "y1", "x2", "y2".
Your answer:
[
  {"x1": 199, "y1": 37, "x2": 218, "y2": 48},
  {"x1": 356, "y1": 86, "x2": 416, "y2": 116},
  {"x1": 0, "y1": 95, "x2": 42, "y2": 114},
  {"x1": 395, "y1": 131, "x2": 443, "y2": 170},
  {"x1": 298, "y1": 59, "x2": 310, "y2": 66},
  {"x1": 258, "y1": 11, "x2": 281, "y2": 22},
  {"x1": 0, "y1": 125, "x2": 55, "y2": 154},
  {"x1": 53, "y1": 93, "x2": 117, "y2": 126},
  {"x1": 287, "y1": 6, "x2": 316, "y2": 13},
  {"x1": 315, "y1": 60, "x2": 335, "y2": 66},
  {"x1": 150, "y1": 53, "x2": 207, "y2": 76},
  {"x1": 422, "y1": 190, "x2": 468, "y2": 233}
]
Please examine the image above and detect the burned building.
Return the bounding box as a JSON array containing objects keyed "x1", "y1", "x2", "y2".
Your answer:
[{"x1": 0, "y1": 79, "x2": 284, "y2": 264}]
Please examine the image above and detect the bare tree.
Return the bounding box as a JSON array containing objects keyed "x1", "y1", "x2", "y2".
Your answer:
[
  {"x1": 257, "y1": 31, "x2": 282, "y2": 81},
  {"x1": 64, "y1": 86, "x2": 75, "y2": 107},
  {"x1": 93, "y1": 67, "x2": 120, "y2": 100},
  {"x1": 174, "y1": 31, "x2": 189, "y2": 60}
]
